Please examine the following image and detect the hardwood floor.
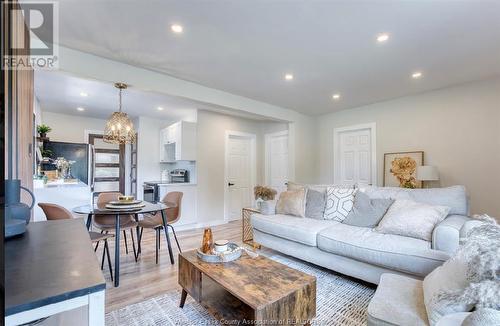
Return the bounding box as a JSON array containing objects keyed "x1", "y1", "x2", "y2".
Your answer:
[{"x1": 99, "y1": 220, "x2": 243, "y2": 313}]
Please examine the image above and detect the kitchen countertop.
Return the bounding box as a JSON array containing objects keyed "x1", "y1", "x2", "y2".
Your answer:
[
  {"x1": 145, "y1": 181, "x2": 197, "y2": 186},
  {"x1": 34, "y1": 179, "x2": 88, "y2": 189},
  {"x1": 5, "y1": 219, "x2": 106, "y2": 316}
]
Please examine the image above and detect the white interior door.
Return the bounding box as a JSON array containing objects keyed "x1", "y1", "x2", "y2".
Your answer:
[
  {"x1": 226, "y1": 134, "x2": 254, "y2": 221},
  {"x1": 266, "y1": 131, "x2": 289, "y2": 194},
  {"x1": 336, "y1": 128, "x2": 373, "y2": 186}
]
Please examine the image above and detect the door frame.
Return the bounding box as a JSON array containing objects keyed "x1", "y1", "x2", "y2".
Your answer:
[
  {"x1": 88, "y1": 133, "x2": 126, "y2": 194},
  {"x1": 333, "y1": 123, "x2": 377, "y2": 186},
  {"x1": 224, "y1": 130, "x2": 257, "y2": 222},
  {"x1": 264, "y1": 130, "x2": 289, "y2": 187}
]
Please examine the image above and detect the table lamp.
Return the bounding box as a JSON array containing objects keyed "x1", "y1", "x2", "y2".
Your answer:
[{"x1": 416, "y1": 166, "x2": 439, "y2": 188}]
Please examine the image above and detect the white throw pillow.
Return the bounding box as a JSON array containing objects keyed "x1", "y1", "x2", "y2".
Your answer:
[
  {"x1": 423, "y1": 251, "x2": 473, "y2": 326},
  {"x1": 376, "y1": 199, "x2": 450, "y2": 241},
  {"x1": 323, "y1": 187, "x2": 357, "y2": 222},
  {"x1": 276, "y1": 188, "x2": 307, "y2": 217}
]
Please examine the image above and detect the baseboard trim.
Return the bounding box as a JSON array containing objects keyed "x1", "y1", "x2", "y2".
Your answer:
[{"x1": 173, "y1": 219, "x2": 227, "y2": 232}]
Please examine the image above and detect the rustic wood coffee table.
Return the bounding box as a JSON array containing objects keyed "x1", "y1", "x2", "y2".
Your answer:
[{"x1": 178, "y1": 250, "x2": 316, "y2": 325}]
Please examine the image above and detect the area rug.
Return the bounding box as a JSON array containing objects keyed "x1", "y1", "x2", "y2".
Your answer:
[{"x1": 106, "y1": 253, "x2": 376, "y2": 325}]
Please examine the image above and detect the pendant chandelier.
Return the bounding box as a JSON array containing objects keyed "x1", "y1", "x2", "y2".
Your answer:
[{"x1": 103, "y1": 82, "x2": 136, "y2": 144}]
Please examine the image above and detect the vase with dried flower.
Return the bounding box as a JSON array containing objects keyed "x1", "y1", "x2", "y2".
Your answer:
[
  {"x1": 201, "y1": 228, "x2": 213, "y2": 254},
  {"x1": 254, "y1": 186, "x2": 277, "y2": 213}
]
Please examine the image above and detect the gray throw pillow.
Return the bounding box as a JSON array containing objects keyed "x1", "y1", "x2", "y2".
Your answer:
[
  {"x1": 305, "y1": 189, "x2": 326, "y2": 219},
  {"x1": 342, "y1": 191, "x2": 394, "y2": 227}
]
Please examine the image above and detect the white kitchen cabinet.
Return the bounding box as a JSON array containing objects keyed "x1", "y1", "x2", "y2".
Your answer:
[
  {"x1": 160, "y1": 121, "x2": 196, "y2": 162},
  {"x1": 158, "y1": 184, "x2": 197, "y2": 226}
]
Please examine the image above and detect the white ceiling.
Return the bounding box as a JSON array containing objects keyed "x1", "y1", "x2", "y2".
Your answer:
[
  {"x1": 36, "y1": 0, "x2": 500, "y2": 115},
  {"x1": 35, "y1": 70, "x2": 197, "y2": 121}
]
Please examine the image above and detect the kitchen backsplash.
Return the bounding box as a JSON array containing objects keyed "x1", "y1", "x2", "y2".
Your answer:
[{"x1": 161, "y1": 161, "x2": 197, "y2": 183}]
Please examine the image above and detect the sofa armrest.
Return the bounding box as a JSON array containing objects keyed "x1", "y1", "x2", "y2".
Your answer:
[
  {"x1": 432, "y1": 215, "x2": 471, "y2": 253},
  {"x1": 459, "y1": 219, "x2": 486, "y2": 238}
]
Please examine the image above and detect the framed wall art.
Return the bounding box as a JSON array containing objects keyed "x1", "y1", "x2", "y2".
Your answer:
[{"x1": 383, "y1": 151, "x2": 424, "y2": 188}]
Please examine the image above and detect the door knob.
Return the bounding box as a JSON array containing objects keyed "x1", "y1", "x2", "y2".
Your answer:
[{"x1": 228, "y1": 182, "x2": 235, "y2": 186}]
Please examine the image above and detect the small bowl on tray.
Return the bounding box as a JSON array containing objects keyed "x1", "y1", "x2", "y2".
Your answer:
[{"x1": 197, "y1": 243, "x2": 242, "y2": 263}]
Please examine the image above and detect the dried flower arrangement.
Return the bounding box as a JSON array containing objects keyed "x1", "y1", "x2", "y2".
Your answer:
[
  {"x1": 390, "y1": 156, "x2": 418, "y2": 188},
  {"x1": 254, "y1": 186, "x2": 277, "y2": 201}
]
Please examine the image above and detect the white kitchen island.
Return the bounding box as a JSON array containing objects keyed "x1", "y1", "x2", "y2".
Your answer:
[
  {"x1": 33, "y1": 180, "x2": 92, "y2": 221},
  {"x1": 157, "y1": 183, "x2": 198, "y2": 228}
]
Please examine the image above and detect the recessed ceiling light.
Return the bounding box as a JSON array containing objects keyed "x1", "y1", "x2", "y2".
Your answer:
[
  {"x1": 412, "y1": 71, "x2": 423, "y2": 79},
  {"x1": 376, "y1": 33, "x2": 390, "y2": 43},
  {"x1": 80, "y1": 92, "x2": 88, "y2": 97},
  {"x1": 332, "y1": 93, "x2": 341, "y2": 100},
  {"x1": 157, "y1": 107, "x2": 164, "y2": 111},
  {"x1": 171, "y1": 24, "x2": 183, "y2": 33},
  {"x1": 284, "y1": 73, "x2": 294, "y2": 81},
  {"x1": 77, "y1": 107, "x2": 85, "y2": 111}
]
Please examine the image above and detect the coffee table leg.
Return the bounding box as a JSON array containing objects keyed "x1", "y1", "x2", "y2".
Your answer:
[
  {"x1": 179, "y1": 289, "x2": 188, "y2": 308},
  {"x1": 114, "y1": 214, "x2": 120, "y2": 287}
]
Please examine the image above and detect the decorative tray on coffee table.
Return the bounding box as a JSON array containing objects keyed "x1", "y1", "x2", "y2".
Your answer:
[{"x1": 196, "y1": 243, "x2": 242, "y2": 263}]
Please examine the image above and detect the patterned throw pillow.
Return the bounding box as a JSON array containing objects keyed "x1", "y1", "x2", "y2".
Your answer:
[{"x1": 323, "y1": 187, "x2": 357, "y2": 222}]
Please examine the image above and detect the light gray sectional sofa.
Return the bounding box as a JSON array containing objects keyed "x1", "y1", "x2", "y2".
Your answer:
[{"x1": 251, "y1": 185, "x2": 470, "y2": 285}]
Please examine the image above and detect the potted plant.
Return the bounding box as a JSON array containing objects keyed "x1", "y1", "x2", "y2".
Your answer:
[
  {"x1": 254, "y1": 186, "x2": 277, "y2": 214},
  {"x1": 40, "y1": 148, "x2": 53, "y2": 158},
  {"x1": 37, "y1": 124, "x2": 52, "y2": 138}
]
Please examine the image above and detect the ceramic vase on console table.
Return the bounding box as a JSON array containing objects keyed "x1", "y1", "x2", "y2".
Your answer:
[
  {"x1": 201, "y1": 228, "x2": 213, "y2": 254},
  {"x1": 253, "y1": 185, "x2": 278, "y2": 214}
]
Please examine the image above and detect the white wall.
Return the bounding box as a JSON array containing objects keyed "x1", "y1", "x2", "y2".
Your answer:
[
  {"x1": 291, "y1": 117, "x2": 318, "y2": 183},
  {"x1": 317, "y1": 78, "x2": 500, "y2": 216},
  {"x1": 135, "y1": 116, "x2": 175, "y2": 199},
  {"x1": 196, "y1": 110, "x2": 290, "y2": 224},
  {"x1": 41, "y1": 111, "x2": 106, "y2": 143}
]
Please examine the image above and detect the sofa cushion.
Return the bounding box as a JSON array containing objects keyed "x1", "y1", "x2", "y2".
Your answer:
[
  {"x1": 317, "y1": 223, "x2": 450, "y2": 276},
  {"x1": 376, "y1": 199, "x2": 450, "y2": 241},
  {"x1": 251, "y1": 213, "x2": 334, "y2": 246},
  {"x1": 367, "y1": 273, "x2": 429, "y2": 326},
  {"x1": 343, "y1": 191, "x2": 394, "y2": 228},
  {"x1": 305, "y1": 189, "x2": 326, "y2": 219},
  {"x1": 362, "y1": 185, "x2": 468, "y2": 215},
  {"x1": 287, "y1": 181, "x2": 355, "y2": 193},
  {"x1": 276, "y1": 188, "x2": 307, "y2": 217},
  {"x1": 324, "y1": 187, "x2": 357, "y2": 222}
]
